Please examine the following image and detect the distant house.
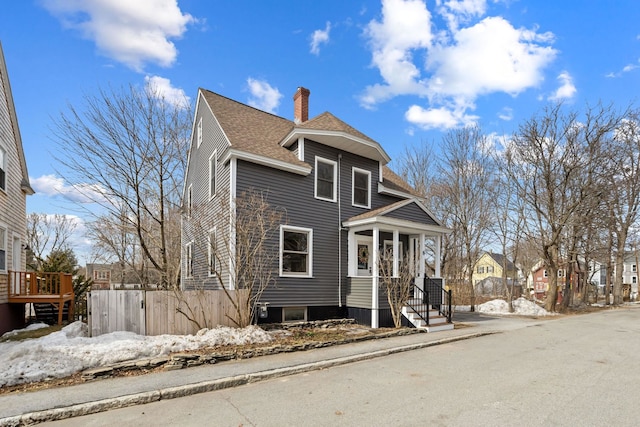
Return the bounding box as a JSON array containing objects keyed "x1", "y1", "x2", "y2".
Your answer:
[
  {"x1": 472, "y1": 252, "x2": 521, "y2": 297},
  {"x1": 529, "y1": 260, "x2": 581, "y2": 302},
  {"x1": 181, "y1": 87, "x2": 452, "y2": 330},
  {"x1": 0, "y1": 42, "x2": 35, "y2": 334},
  {"x1": 86, "y1": 263, "x2": 112, "y2": 290}
]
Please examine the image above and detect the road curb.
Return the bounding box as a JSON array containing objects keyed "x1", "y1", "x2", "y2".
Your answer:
[{"x1": 0, "y1": 331, "x2": 495, "y2": 426}]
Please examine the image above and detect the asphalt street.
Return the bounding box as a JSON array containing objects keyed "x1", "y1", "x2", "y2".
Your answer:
[{"x1": 40, "y1": 306, "x2": 640, "y2": 427}]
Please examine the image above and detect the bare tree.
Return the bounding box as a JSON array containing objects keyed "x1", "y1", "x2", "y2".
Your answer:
[
  {"x1": 26, "y1": 213, "x2": 77, "y2": 270},
  {"x1": 183, "y1": 189, "x2": 284, "y2": 328},
  {"x1": 50, "y1": 82, "x2": 191, "y2": 289},
  {"x1": 378, "y1": 253, "x2": 413, "y2": 328},
  {"x1": 505, "y1": 103, "x2": 621, "y2": 311},
  {"x1": 437, "y1": 126, "x2": 494, "y2": 311},
  {"x1": 606, "y1": 110, "x2": 640, "y2": 305}
]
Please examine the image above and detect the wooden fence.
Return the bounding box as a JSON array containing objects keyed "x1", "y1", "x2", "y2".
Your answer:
[{"x1": 88, "y1": 289, "x2": 248, "y2": 337}]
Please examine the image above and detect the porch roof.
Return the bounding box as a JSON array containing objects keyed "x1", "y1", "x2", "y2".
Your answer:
[{"x1": 342, "y1": 198, "x2": 451, "y2": 235}]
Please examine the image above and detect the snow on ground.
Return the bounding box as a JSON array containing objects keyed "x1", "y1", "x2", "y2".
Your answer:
[
  {"x1": 0, "y1": 322, "x2": 273, "y2": 387},
  {"x1": 457, "y1": 297, "x2": 553, "y2": 316},
  {"x1": 0, "y1": 298, "x2": 551, "y2": 388}
]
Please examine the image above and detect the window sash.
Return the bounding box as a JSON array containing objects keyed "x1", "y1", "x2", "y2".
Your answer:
[
  {"x1": 0, "y1": 226, "x2": 6, "y2": 271},
  {"x1": 209, "y1": 151, "x2": 217, "y2": 199},
  {"x1": 352, "y1": 169, "x2": 370, "y2": 207},
  {"x1": 315, "y1": 158, "x2": 336, "y2": 201},
  {"x1": 186, "y1": 242, "x2": 193, "y2": 278},
  {"x1": 208, "y1": 228, "x2": 217, "y2": 276},
  {"x1": 281, "y1": 227, "x2": 312, "y2": 276},
  {"x1": 0, "y1": 146, "x2": 6, "y2": 191}
]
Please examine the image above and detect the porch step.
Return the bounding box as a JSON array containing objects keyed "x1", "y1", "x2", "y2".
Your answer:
[{"x1": 402, "y1": 305, "x2": 454, "y2": 332}]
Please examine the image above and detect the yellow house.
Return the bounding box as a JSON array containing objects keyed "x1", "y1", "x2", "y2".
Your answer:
[{"x1": 473, "y1": 252, "x2": 518, "y2": 285}]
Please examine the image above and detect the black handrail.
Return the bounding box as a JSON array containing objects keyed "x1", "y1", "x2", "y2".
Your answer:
[{"x1": 404, "y1": 278, "x2": 452, "y2": 326}]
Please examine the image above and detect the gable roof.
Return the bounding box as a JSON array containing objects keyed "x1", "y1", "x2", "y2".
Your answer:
[
  {"x1": 0, "y1": 42, "x2": 34, "y2": 195},
  {"x1": 199, "y1": 87, "x2": 415, "y2": 195},
  {"x1": 482, "y1": 252, "x2": 517, "y2": 271},
  {"x1": 281, "y1": 111, "x2": 391, "y2": 164},
  {"x1": 343, "y1": 198, "x2": 448, "y2": 233},
  {"x1": 200, "y1": 88, "x2": 309, "y2": 170}
]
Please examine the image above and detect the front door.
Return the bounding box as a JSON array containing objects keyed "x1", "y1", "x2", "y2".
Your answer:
[{"x1": 357, "y1": 237, "x2": 373, "y2": 276}]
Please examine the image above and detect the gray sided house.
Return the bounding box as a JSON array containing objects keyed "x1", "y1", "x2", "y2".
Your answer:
[
  {"x1": 0, "y1": 42, "x2": 34, "y2": 334},
  {"x1": 181, "y1": 87, "x2": 450, "y2": 329}
]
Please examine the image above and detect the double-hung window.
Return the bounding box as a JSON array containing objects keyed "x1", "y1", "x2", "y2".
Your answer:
[
  {"x1": 315, "y1": 157, "x2": 336, "y2": 202},
  {"x1": 208, "y1": 228, "x2": 217, "y2": 277},
  {"x1": 209, "y1": 150, "x2": 217, "y2": 199},
  {"x1": 185, "y1": 241, "x2": 193, "y2": 278},
  {"x1": 0, "y1": 225, "x2": 6, "y2": 271},
  {"x1": 186, "y1": 184, "x2": 193, "y2": 217},
  {"x1": 0, "y1": 145, "x2": 6, "y2": 192},
  {"x1": 197, "y1": 117, "x2": 203, "y2": 148},
  {"x1": 280, "y1": 226, "x2": 312, "y2": 277},
  {"x1": 352, "y1": 168, "x2": 371, "y2": 208}
]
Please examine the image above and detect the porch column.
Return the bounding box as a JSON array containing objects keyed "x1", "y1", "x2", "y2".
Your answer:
[
  {"x1": 419, "y1": 233, "x2": 426, "y2": 280},
  {"x1": 435, "y1": 234, "x2": 441, "y2": 277},
  {"x1": 371, "y1": 225, "x2": 379, "y2": 328},
  {"x1": 347, "y1": 228, "x2": 355, "y2": 276},
  {"x1": 392, "y1": 229, "x2": 399, "y2": 277}
]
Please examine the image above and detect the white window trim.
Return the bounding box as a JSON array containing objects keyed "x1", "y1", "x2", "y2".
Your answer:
[
  {"x1": 197, "y1": 117, "x2": 203, "y2": 148},
  {"x1": 314, "y1": 156, "x2": 337, "y2": 202},
  {"x1": 209, "y1": 150, "x2": 217, "y2": 199},
  {"x1": 283, "y1": 306, "x2": 308, "y2": 322},
  {"x1": 208, "y1": 227, "x2": 217, "y2": 277},
  {"x1": 0, "y1": 223, "x2": 7, "y2": 272},
  {"x1": 352, "y1": 167, "x2": 371, "y2": 209},
  {"x1": 185, "y1": 241, "x2": 194, "y2": 278},
  {"x1": 279, "y1": 225, "x2": 313, "y2": 278}
]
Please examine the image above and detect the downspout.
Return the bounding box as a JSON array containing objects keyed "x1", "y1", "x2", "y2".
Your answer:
[{"x1": 338, "y1": 153, "x2": 343, "y2": 307}]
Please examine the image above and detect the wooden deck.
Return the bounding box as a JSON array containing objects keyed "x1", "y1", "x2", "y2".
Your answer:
[{"x1": 8, "y1": 271, "x2": 75, "y2": 325}]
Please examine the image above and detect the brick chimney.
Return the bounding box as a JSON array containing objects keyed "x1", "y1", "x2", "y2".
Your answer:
[{"x1": 293, "y1": 87, "x2": 310, "y2": 124}]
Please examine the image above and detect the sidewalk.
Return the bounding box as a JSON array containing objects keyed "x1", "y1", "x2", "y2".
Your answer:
[{"x1": 0, "y1": 312, "x2": 542, "y2": 426}]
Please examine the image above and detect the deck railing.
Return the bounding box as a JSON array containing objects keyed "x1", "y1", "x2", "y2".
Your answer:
[{"x1": 8, "y1": 271, "x2": 74, "y2": 298}]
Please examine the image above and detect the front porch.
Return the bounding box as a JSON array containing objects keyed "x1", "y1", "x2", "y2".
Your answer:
[{"x1": 342, "y1": 199, "x2": 453, "y2": 331}]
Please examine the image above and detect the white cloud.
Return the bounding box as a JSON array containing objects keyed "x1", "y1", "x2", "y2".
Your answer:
[
  {"x1": 437, "y1": 0, "x2": 487, "y2": 32},
  {"x1": 361, "y1": 0, "x2": 434, "y2": 107},
  {"x1": 310, "y1": 22, "x2": 331, "y2": 55},
  {"x1": 144, "y1": 75, "x2": 190, "y2": 109},
  {"x1": 606, "y1": 62, "x2": 639, "y2": 78},
  {"x1": 31, "y1": 174, "x2": 107, "y2": 204},
  {"x1": 405, "y1": 103, "x2": 478, "y2": 130},
  {"x1": 498, "y1": 107, "x2": 513, "y2": 121},
  {"x1": 361, "y1": 0, "x2": 557, "y2": 128},
  {"x1": 548, "y1": 71, "x2": 576, "y2": 101},
  {"x1": 246, "y1": 78, "x2": 282, "y2": 114},
  {"x1": 42, "y1": 0, "x2": 195, "y2": 71}
]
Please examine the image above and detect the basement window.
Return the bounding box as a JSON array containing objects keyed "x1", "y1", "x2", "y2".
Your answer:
[{"x1": 283, "y1": 307, "x2": 307, "y2": 322}]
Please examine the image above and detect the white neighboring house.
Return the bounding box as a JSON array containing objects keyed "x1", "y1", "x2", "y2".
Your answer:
[
  {"x1": 0, "y1": 42, "x2": 35, "y2": 334},
  {"x1": 619, "y1": 252, "x2": 638, "y2": 300}
]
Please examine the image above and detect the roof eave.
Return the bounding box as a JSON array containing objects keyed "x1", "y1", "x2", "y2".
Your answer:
[
  {"x1": 342, "y1": 215, "x2": 451, "y2": 235},
  {"x1": 222, "y1": 148, "x2": 311, "y2": 176},
  {"x1": 281, "y1": 129, "x2": 391, "y2": 164}
]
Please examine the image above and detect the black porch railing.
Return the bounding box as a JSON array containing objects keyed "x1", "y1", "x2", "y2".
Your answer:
[{"x1": 405, "y1": 277, "x2": 452, "y2": 326}]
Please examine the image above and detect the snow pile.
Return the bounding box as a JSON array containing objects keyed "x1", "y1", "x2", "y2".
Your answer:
[
  {"x1": 0, "y1": 322, "x2": 272, "y2": 387},
  {"x1": 0, "y1": 322, "x2": 49, "y2": 339},
  {"x1": 476, "y1": 297, "x2": 552, "y2": 316}
]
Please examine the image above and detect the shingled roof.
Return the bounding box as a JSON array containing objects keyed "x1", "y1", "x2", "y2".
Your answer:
[
  {"x1": 297, "y1": 111, "x2": 378, "y2": 145},
  {"x1": 200, "y1": 88, "x2": 307, "y2": 168},
  {"x1": 199, "y1": 87, "x2": 417, "y2": 194}
]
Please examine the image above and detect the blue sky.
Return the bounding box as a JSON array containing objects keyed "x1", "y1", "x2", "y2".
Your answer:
[{"x1": 1, "y1": 0, "x2": 640, "y2": 261}]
